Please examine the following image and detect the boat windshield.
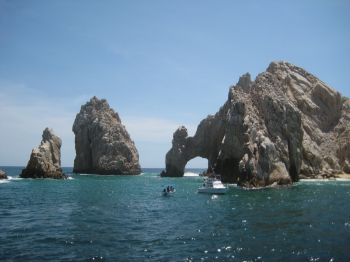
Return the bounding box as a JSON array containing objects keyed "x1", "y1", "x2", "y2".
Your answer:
[{"x1": 206, "y1": 174, "x2": 222, "y2": 180}]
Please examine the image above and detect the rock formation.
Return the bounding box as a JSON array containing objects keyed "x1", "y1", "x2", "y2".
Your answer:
[
  {"x1": 20, "y1": 128, "x2": 65, "y2": 179},
  {"x1": 162, "y1": 61, "x2": 350, "y2": 187},
  {"x1": 73, "y1": 96, "x2": 141, "y2": 175},
  {"x1": 0, "y1": 169, "x2": 7, "y2": 179}
]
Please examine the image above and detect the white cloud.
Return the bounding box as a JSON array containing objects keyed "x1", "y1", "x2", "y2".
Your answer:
[
  {"x1": 0, "y1": 81, "x2": 204, "y2": 168},
  {"x1": 123, "y1": 117, "x2": 207, "y2": 168},
  {"x1": 123, "y1": 116, "x2": 197, "y2": 143},
  {"x1": 0, "y1": 82, "x2": 78, "y2": 166}
]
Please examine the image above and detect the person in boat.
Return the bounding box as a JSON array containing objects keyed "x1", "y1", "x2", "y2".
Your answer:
[
  {"x1": 208, "y1": 166, "x2": 213, "y2": 175},
  {"x1": 206, "y1": 166, "x2": 215, "y2": 178}
]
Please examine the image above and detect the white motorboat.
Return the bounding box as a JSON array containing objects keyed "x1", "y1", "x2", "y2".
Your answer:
[{"x1": 198, "y1": 175, "x2": 228, "y2": 194}]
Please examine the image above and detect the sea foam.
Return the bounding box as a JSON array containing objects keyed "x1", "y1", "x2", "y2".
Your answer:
[{"x1": 184, "y1": 172, "x2": 199, "y2": 177}]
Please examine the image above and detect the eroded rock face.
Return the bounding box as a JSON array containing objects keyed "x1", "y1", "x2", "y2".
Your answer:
[
  {"x1": 20, "y1": 128, "x2": 65, "y2": 179},
  {"x1": 162, "y1": 61, "x2": 350, "y2": 186},
  {"x1": 73, "y1": 96, "x2": 141, "y2": 175},
  {"x1": 0, "y1": 169, "x2": 7, "y2": 179}
]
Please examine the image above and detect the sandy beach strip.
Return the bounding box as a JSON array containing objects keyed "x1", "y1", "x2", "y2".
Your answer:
[{"x1": 335, "y1": 173, "x2": 350, "y2": 180}]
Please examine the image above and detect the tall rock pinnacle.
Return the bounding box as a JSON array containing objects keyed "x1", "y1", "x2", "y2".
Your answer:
[
  {"x1": 20, "y1": 128, "x2": 65, "y2": 179},
  {"x1": 73, "y1": 96, "x2": 141, "y2": 175}
]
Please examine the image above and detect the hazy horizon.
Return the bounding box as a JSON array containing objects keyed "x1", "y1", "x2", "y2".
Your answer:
[
  {"x1": 1, "y1": 0, "x2": 349, "y2": 168},
  {"x1": 0, "y1": 165, "x2": 206, "y2": 169}
]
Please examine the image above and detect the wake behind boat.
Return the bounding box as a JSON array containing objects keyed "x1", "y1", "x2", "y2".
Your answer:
[{"x1": 198, "y1": 174, "x2": 228, "y2": 194}]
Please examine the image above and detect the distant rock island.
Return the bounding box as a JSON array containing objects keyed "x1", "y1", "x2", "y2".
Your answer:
[
  {"x1": 20, "y1": 128, "x2": 65, "y2": 179},
  {"x1": 0, "y1": 169, "x2": 7, "y2": 180},
  {"x1": 73, "y1": 96, "x2": 141, "y2": 175},
  {"x1": 162, "y1": 61, "x2": 350, "y2": 187}
]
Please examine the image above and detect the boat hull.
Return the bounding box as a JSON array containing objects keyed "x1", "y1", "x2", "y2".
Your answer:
[{"x1": 162, "y1": 189, "x2": 176, "y2": 196}]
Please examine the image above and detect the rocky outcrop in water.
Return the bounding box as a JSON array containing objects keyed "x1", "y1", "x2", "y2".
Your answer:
[
  {"x1": 20, "y1": 128, "x2": 65, "y2": 179},
  {"x1": 162, "y1": 61, "x2": 350, "y2": 187},
  {"x1": 73, "y1": 96, "x2": 141, "y2": 175},
  {"x1": 0, "y1": 169, "x2": 7, "y2": 179}
]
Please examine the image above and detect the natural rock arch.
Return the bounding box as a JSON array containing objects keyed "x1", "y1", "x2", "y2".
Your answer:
[
  {"x1": 162, "y1": 114, "x2": 226, "y2": 178},
  {"x1": 162, "y1": 61, "x2": 350, "y2": 187}
]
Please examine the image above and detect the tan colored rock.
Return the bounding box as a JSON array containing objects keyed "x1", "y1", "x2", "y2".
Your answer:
[
  {"x1": 73, "y1": 96, "x2": 141, "y2": 175},
  {"x1": 268, "y1": 162, "x2": 292, "y2": 185},
  {"x1": 0, "y1": 169, "x2": 7, "y2": 179},
  {"x1": 162, "y1": 61, "x2": 350, "y2": 187},
  {"x1": 20, "y1": 128, "x2": 65, "y2": 179}
]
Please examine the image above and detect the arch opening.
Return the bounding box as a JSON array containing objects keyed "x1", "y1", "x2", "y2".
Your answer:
[{"x1": 184, "y1": 157, "x2": 208, "y2": 176}]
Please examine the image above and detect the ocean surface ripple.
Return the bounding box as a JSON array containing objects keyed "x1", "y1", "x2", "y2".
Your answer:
[{"x1": 1, "y1": 167, "x2": 350, "y2": 261}]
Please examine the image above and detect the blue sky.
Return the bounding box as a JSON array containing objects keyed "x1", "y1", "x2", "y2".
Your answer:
[{"x1": 0, "y1": 0, "x2": 349, "y2": 168}]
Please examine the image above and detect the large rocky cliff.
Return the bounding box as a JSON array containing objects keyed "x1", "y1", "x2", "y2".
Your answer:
[
  {"x1": 73, "y1": 96, "x2": 141, "y2": 175},
  {"x1": 20, "y1": 128, "x2": 65, "y2": 179},
  {"x1": 162, "y1": 61, "x2": 350, "y2": 187}
]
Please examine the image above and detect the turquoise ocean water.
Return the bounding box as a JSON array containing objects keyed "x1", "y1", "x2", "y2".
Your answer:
[{"x1": 0, "y1": 166, "x2": 350, "y2": 261}]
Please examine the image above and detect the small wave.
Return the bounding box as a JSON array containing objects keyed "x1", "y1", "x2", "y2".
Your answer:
[
  {"x1": 299, "y1": 179, "x2": 330, "y2": 182},
  {"x1": 240, "y1": 186, "x2": 267, "y2": 191},
  {"x1": 0, "y1": 179, "x2": 10, "y2": 184},
  {"x1": 78, "y1": 173, "x2": 109, "y2": 176},
  {"x1": 299, "y1": 178, "x2": 350, "y2": 182},
  {"x1": 335, "y1": 178, "x2": 350, "y2": 181},
  {"x1": 67, "y1": 177, "x2": 75, "y2": 180},
  {"x1": 184, "y1": 172, "x2": 199, "y2": 177},
  {"x1": 238, "y1": 183, "x2": 293, "y2": 190},
  {"x1": 78, "y1": 173, "x2": 133, "y2": 177},
  {"x1": 7, "y1": 176, "x2": 23, "y2": 181}
]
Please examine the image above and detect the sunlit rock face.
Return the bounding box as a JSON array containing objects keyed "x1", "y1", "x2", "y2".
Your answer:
[
  {"x1": 73, "y1": 96, "x2": 141, "y2": 175},
  {"x1": 20, "y1": 128, "x2": 65, "y2": 179},
  {"x1": 162, "y1": 61, "x2": 350, "y2": 187}
]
